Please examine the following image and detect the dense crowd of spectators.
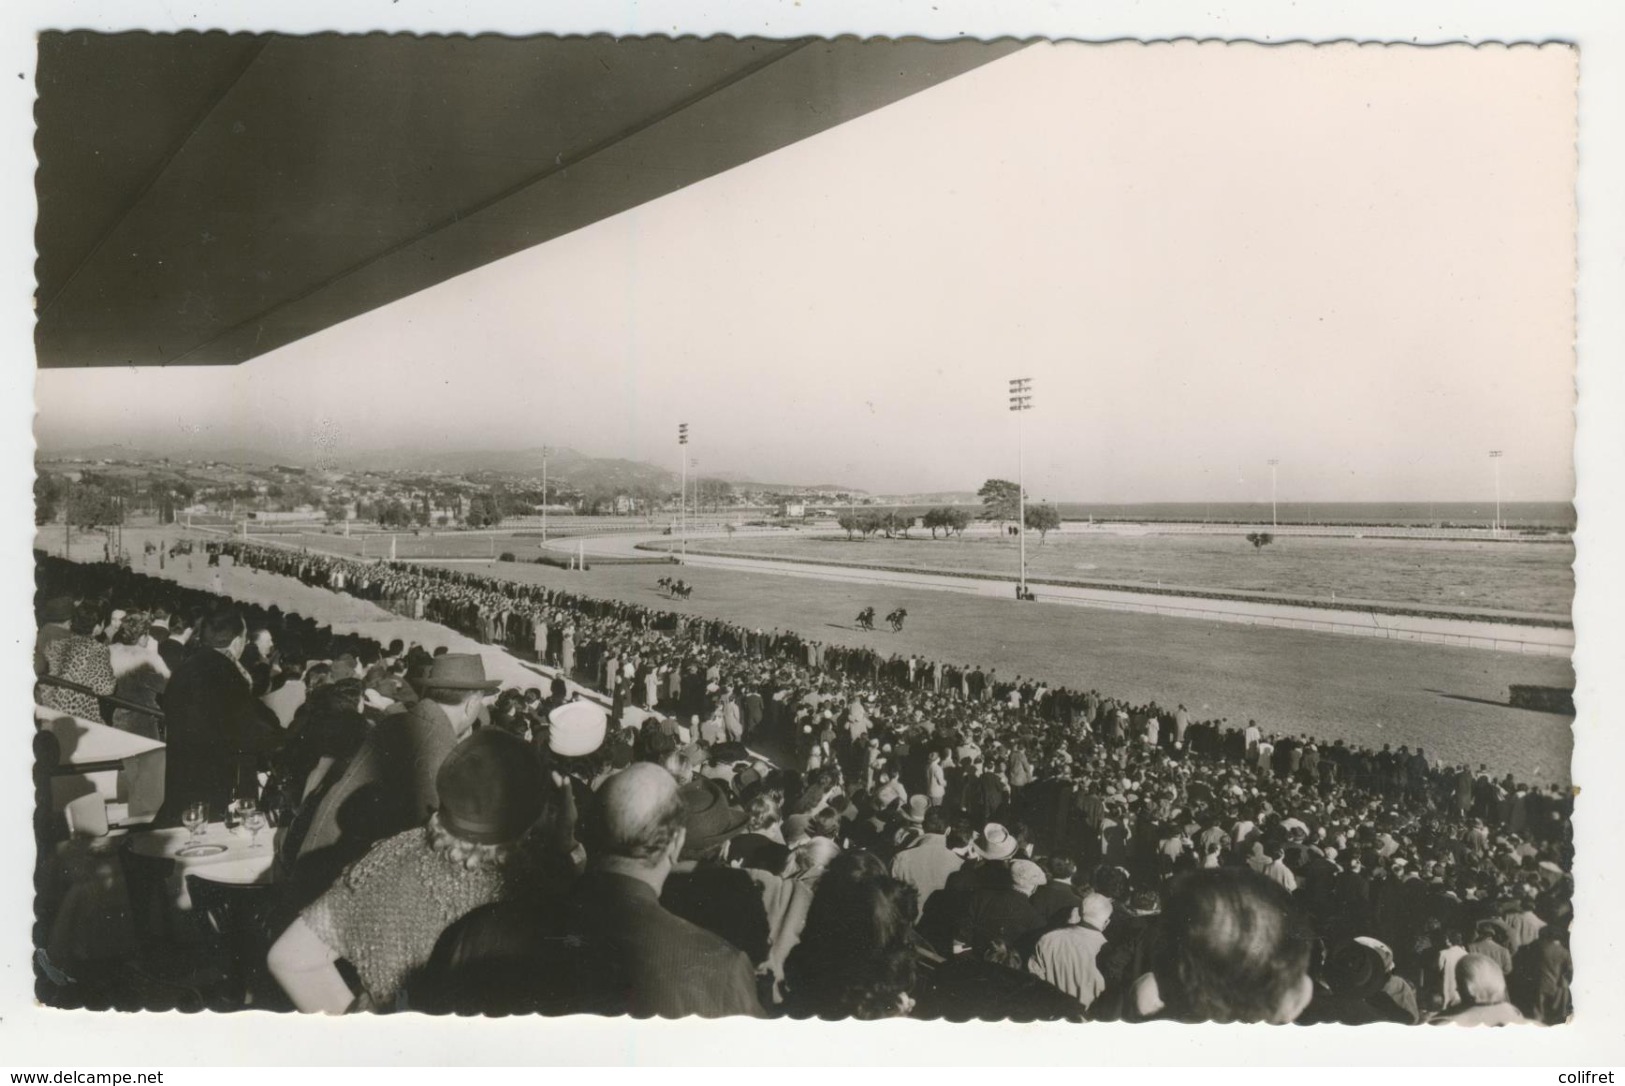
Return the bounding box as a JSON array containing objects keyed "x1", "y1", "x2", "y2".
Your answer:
[{"x1": 34, "y1": 541, "x2": 1573, "y2": 1023}]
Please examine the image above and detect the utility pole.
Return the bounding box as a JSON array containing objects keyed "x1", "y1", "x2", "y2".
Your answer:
[
  {"x1": 688, "y1": 459, "x2": 699, "y2": 560},
  {"x1": 1009, "y1": 377, "x2": 1033, "y2": 598},
  {"x1": 1268, "y1": 458, "x2": 1279, "y2": 529},
  {"x1": 541, "y1": 446, "x2": 550, "y2": 543},
  {"x1": 1489, "y1": 450, "x2": 1503, "y2": 533}
]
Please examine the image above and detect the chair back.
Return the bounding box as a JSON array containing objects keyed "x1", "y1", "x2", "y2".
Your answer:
[
  {"x1": 64, "y1": 794, "x2": 109, "y2": 838},
  {"x1": 184, "y1": 874, "x2": 285, "y2": 1009},
  {"x1": 184, "y1": 875, "x2": 275, "y2": 940}
]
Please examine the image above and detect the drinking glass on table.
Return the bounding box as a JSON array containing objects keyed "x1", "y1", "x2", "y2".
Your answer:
[
  {"x1": 182, "y1": 801, "x2": 209, "y2": 845},
  {"x1": 241, "y1": 801, "x2": 267, "y2": 850}
]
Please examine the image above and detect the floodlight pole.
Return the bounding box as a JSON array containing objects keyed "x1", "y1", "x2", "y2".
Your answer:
[
  {"x1": 688, "y1": 458, "x2": 699, "y2": 562},
  {"x1": 1489, "y1": 450, "x2": 1503, "y2": 533},
  {"x1": 1009, "y1": 378, "x2": 1033, "y2": 597},
  {"x1": 1268, "y1": 459, "x2": 1279, "y2": 529},
  {"x1": 678, "y1": 424, "x2": 689, "y2": 564}
]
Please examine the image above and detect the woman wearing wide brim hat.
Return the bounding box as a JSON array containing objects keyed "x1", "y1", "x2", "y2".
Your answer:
[
  {"x1": 1298, "y1": 939, "x2": 1409, "y2": 1025},
  {"x1": 269, "y1": 730, "x2": 556, "y2": 1014},
  {"x1": 678, "y1": 776, "x2": 750, "y2": 862}
]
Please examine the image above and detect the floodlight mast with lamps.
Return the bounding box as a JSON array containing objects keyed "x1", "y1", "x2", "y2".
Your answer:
[
  {"x1": 678, "y1": 424, "x2": 689, "y2": 564},
  {"x1": 1009, "y1": 378, "x2": 1033, "y2": 598},
  {"x1": 541, "y1": 446, "x2": 551, "y2": 544}
]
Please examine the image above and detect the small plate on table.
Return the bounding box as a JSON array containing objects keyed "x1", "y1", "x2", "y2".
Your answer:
[{"x1": 175, "y1": 843, "x2": 228, "y2": 858}]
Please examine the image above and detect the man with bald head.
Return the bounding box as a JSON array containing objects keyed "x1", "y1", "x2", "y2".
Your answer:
[
  {"x1": 1430, "y1": 954, "x2": 1527, "y2": 1026},
  {"x1": 563, "y1": 763, "x2": 764, "y2": 1018}
]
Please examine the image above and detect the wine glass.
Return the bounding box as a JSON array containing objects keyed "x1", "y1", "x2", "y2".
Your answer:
[
  {"x1": 181, "y1": 801, "x2": 208, "y2": 846},
  {"x1": 241, "y1": 801, "x2": 266, "y2": 850}
]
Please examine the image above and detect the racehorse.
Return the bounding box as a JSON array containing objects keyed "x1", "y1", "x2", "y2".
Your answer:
[
  {"x1": 885, "y1": 607, "x2": 908, "y2": 632},
  {"x1": 856, "y1": 606, "x2": 876, "y2": 631},
  {"x1": 672, "y1": 580, "x2": 693, "y2": 600}
]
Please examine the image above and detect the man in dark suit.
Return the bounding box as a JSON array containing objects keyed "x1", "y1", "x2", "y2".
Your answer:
[
  {"x1": 154, "y1": 608, "x2": 284, "y2": 826},
  {"x1": 156, "y1": 609, "x2": 196, "y2": 673},
  {"x1": 283, "y1": 654, "x2": 499, "y2": 910},
  {"x1": 1029, "y1": 856, "x2": 1084, "y2": 928},
  {"x1": 562, "y1": 763, "x2": 764, "y2": 1017}
]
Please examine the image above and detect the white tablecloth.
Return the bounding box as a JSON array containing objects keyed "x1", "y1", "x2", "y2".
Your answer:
[{"x1": 127, "y1": 821, "x2": 281, "y2": 909}]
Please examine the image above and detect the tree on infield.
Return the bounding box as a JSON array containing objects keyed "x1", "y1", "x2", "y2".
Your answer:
[
  {"x1": 923, "y1": 507, "x2": 950, "y2": 539},
  {"x1": 695, "y1": 478, "x2": 735, "y2": 512},
  {"x1": 376, "y1": 499, "x2": 414, "y2": 529},
  {"x1": 465, "y1": 492, "x2": 503, "y2": 528},
  {"x1": 1246, "y1": 531, "x2": 1275, "y2": 551},
  {"x1": 978, "y1": 479, "x2": 1023, "y2": 527},
  {"x1": 34, "y1": 474, "x2": 63, "y2": 526},
  {"x1": 1025, "y1": 503, "x2": 1062, "y2": 543},
  {"x1": 65, "y1": 482, "x2": 124, "y2": 529},
  {"x1": 837, "y1": 512, "x2": 861, "y2": 541}
]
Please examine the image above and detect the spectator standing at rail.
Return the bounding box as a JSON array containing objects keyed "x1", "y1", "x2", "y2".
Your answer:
[{"x1": 36, "y1": 600, "x2": 118, "y2": 722}]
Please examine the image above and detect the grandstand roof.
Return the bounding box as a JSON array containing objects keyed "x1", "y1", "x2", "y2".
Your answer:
[{"x1": 35, "y1": 33, "x2": 1021, "y2": 369}]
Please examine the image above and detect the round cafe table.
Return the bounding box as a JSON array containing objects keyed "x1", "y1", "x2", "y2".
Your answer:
[{"x1": 126, "y1": 820, "x2": 282, "y2": 911}]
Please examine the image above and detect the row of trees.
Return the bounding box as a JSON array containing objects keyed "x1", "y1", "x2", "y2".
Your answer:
[
  {"x1": 35, "y1": 472, "x2": 202, "y2": 528},
  {"x1": 833, "y1": 497, "x2": 1064, "y2": 543},
  {"x1": 836, "y1": 510, "x2": 916, "y2": 540},
  {"x1": 977, "y1": 478, "x2": 1060, "y2": 541}
]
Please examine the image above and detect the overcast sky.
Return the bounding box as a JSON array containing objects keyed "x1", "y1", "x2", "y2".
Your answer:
[{"x1": 36, "y1": 41, "x2": 1577, "y2": 502}]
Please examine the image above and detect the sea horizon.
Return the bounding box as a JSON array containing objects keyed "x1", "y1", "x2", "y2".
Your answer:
[{"x1": 861, "y1": 500, "x2": 1576, "y2": 529}]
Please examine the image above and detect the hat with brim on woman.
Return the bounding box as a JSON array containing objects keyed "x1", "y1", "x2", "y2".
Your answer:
[
  {"x1": 436, "y1": 730, "x2": 547, "y2": 845},
  {"x1": 678, "y1": 777, "x2": 749, "y2": 861},
  {"x1": 1323, "y1": 940, "x2": 1390, "y2": 1001},
  {"x1": 421, "y1": 653, "x2": 503, "y2": 693}
]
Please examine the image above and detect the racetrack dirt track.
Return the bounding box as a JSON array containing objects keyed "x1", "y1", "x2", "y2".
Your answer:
[
  {"x1": 452, "y1": 549, "x2": 1575, "y2": 785},
  {"x1": 83, "y1": 525, "x2": 1576, "y2": 783}
]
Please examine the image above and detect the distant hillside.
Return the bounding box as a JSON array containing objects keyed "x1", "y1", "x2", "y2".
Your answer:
[
  {"x1": 38, "y1": 441, "x2": 863, "y2": 497},
  {"x1": 873, "y1": 491, "x2": 980, "y2": 505},
  {"x1": 38, "y1": 442, "x2": 287, "y2": 466},
  {"x1": 39, "y1": 441, "x2": 646, "y2": 479},
  {"x1": 712, "y1": 477, "x2": 868, "y2": 495}
]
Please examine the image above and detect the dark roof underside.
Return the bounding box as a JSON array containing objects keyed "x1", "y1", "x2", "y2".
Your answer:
[{"x1": 35, "y1": 32, "x2": 1021, "y2": 368}]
